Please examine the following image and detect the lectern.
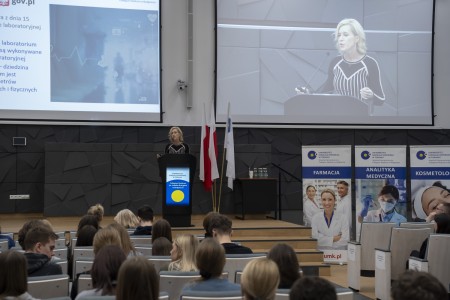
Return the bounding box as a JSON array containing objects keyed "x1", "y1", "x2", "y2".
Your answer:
[{"x1": 158, "y1": 154, "x2": 196, "y2": 227}]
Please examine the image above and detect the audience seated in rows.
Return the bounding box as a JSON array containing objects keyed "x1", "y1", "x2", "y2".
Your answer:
[
  {"x1": 209, "y1": 214, "x2": 253, "y2": 254},
  {"x1": 289, "y1": 277, "x2": 337, "y2": 300},
  {"x1": 182, "y1": 238, "x2": 240, "y2": 292},
  {"x1": 168, "y1": 234, "x2": 198, "y2": 272},
  {"x1": 114, "y1": 209, "x2": 140, "y2": 229},
  {"x1": 93, "y1": 227, "x2": 122, "y2": 255},
  {"x1": 0, "y1": 251, "x2": 39, "y2": 300},
  {"x1": 267, "y1": 243, "x2": 301, "y2": 289},
  {"x1": 107, "y1": 223, "x2": 140, "y2": 257},
  {"x1": 116, "y1": 256, "x2": 159, "y2": 300},
  {"x1": 152, "y1": 237, "x2": 172, "y2": 256},
  {"x1": 75, "y1": 245, "x2": 126, "y2": 300},
  {"x1": 241, "y1": 258, "x2": 279, "y2": 300},
  {"x1": 75, "y1": 225, "x2": 98, "y2": 247},
  {"x1": 391, "y1": 270, "x2": 447, "y2": 300},
  {"x1": 76, "y1": 215, "x2": 100, "y2": 238},
  {"x1": 87, "y1": 203, "x2": 104, "y2": 226},
  {"x1": 0, "y1": 226, "x2": 15, "y2": 249},
  {"x1": 152, "y1": 219, "x2": 173, "y2": 243},
  {"x1": 133, "y1": 205, "x2": 154, "y2": 235},
  {"x1": 24, "y1": 226, "x2": 62, "y2": 277}
]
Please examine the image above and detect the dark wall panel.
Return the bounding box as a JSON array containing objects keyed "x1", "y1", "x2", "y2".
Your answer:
[
  {"x1": 0, "y1": 153, "x2": 16, "y2": 183},
  {"x1": 0, "y1": 183, "x2": 16, "y2": 213},
  {"x1": 16, "y1": 183, "x2": 44, "y2": 212},
  {"x1": 17, "y1": 153, "x2": 45, "y2": 183}
]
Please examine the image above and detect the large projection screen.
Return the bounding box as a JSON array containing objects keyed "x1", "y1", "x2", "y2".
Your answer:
[
  {"x1": 216, "y1": 0, "x2": 434, "y2": 125},
  {"x1": 0, "y1": 0, "x2": 161, "y2": 123}
]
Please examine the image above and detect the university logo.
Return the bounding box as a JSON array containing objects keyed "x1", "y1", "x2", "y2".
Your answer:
[
  {"x1": 361, "y1": 150, "x2": 371, "y2": 160},
  {"x1": 307, "y1": 150, "x2": 317, "y2": 160},
  {"x1": 416, "y1": 150, "x2": 427, "y2": 160}
]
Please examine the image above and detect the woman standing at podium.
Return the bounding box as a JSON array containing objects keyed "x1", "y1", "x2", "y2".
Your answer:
[
  {"x1": 297, "y1": 19, "x2": 385, "y2": 104},
  {"x1": 165, "y1": 126, "x2": 190, "y2": 154}
]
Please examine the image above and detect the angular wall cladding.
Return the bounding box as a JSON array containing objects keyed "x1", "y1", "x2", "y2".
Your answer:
[{"x1": 0, "y1": 124, "x2": 448, "y2": 217}]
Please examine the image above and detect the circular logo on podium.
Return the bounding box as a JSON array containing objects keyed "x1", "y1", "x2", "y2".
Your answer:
[{"x1": 171, "y1": 190, "x2": 185, "y2": 203}]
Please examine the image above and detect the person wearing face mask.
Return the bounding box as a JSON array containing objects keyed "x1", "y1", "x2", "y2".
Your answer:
[{"x1": 358, "y1": 185, "x2": 407, "y2": 225}]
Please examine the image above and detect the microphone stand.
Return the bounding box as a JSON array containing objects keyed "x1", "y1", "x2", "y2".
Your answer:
[{"x1": 271, "y1": 163, "x2": 302, "y2": 220}]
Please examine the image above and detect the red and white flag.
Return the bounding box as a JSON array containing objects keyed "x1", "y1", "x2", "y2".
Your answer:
[{"x1": 199, "y1": 104, "x2": 219, "y2": 191}]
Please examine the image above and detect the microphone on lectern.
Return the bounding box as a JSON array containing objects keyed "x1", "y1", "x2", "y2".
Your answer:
[{"x1": 295, "y1": 52, "x2": 330, "y2": 94}]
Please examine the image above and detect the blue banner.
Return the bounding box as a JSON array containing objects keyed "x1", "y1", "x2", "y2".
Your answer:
[
  {"x1": 166, "y1": 167, "x2": 190, "y2": 206},
  {"x1": 355, "y1": 167, "x2": 406, "y2": 179}
]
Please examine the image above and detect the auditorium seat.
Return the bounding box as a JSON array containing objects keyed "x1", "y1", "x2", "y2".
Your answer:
[
  {"x1": 73, "y1": 258, "x2": 94, "y2": 279},
  {"x1": 159, "y1": 271, "x2": 201, "y2": 300},
  {"x1": 409, "y1": 234, "x2": 450, "y2": 292},
  {"x1": 28, "y1": 274, "x2": 70, "y2": 298},
  {"x1": 135, "y1": 244, "x2": 153, "y2": 256},
  {"x1": 181, "y1": 290, "x2": 242, "y2": 300},
  {"x1": 77, "y1": 274, "x2": 93, "y2": 293},
  {"x1": 375, "y1": 227, "x2": 433, "y2": 300},
  {"x1": 400, "y1": 222, "x2": 436, "y2": 231},
  {"x1": 347, "y1": 222, "x2": 396, "y2": 291},
  {"x1": 130, "y1": 236, "x2": 152, "y2": 245},
  {"x1": 0, "y1": 240, "x2": 8, "y2": 252},
  {"x1": 223, "y1": 253, "x2": 265, "y2": 282},
  {"x1": 147, "y1": 255, "x2": 171, "y2": 272}
]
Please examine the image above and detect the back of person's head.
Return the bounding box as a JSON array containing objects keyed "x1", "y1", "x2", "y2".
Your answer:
[
  {"x1": 77, "y1": 215, "x2": 100, "y2": 236},
  {"x1": 435, "y1": 213, "x2": 450, "y2": 234},
  {"x1": 196, "y1": 238, "x2": 225, "y2": 279},
  {"x1": 203, "y1": 212, "x2": 220, "y2": 237},
  {"x1": 391, "y1": 270, "x2": 447, "y2": 300},
  {"x1": 91, "y1": 245, "x2": 126, "y2": 296},
  {"x1": 289, "y1": 277, "x2": 337, "y2": 300},
  {"x1": 0, "y1": 251, "x2": 28, "y2": 297},
  {"x1": 137, "y1": 205, "x2": 154, "y2": 222},
  {"x1": 171, "y1": 234, "x2": 199, "y2": 271},
  {"x1": 107, "y1": 223, "x2": 136, "y2": 256},
  {"x1": 152, "y1": 219, "x2": 172, "y2": 243},
  {"x1": 93, "y1": 227, "x2": 122, "y2": 255},
  {"x1": 116, "y1": 256, "x2": 159, "y2": 300},
  {"x1": 241, "y1": 258, "x2": 280, "y2": 300},
  {"x1": 152, "y1": 237, "x2": 172, "y2": 256},
  {"x1": 87, "y1": 203, "x2": 105, "y2": 222},
  {"x1": 76, "y1": 225, "x2": 98, "y2": 247},
  {"x1": 267, "y1": 243, "x2": 301, "y2": 289},
  {"x1": 18, "y1": 219, "x2": 52, "y2": 250},
  {"x1": 23, "y1": 226, "x2": 58, "y2": 252},
  {"x1": 114, "y1": 209, "x2": 139, "y2": 229},
  {"x1": 209, "y1": 214, "x2": 232, "y2": 236}
]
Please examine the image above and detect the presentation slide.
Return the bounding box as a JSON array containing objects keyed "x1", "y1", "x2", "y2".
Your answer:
[
  {"x1": 0, "y1": 0, "x2": 161, "y2": 122},
  {"x1": 216, "y1": 0, "x2": 434, "y2": 125}
]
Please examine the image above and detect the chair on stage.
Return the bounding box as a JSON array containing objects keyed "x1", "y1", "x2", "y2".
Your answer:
[
  {"x1": 181, "y1": 290, "x2": 242, "y2": 300},
  {"x1": 375, "y1": 227, "x2": 433, "y2": 300},
  {"x1": 409, "y1": 234, "x2": 450, "y2": 292},
  {"x1": 28, "y1": 274, "x2": 70, "y2": 298},
  {"x1": 159, "y1": 271, "x2": 201, "y2": 300},
  {"x1": 347, "y1": 222, "x2": 396, "y2": 291},
  {"x1": 223, "y1": 253, "x2": 266, "y2": 282}
]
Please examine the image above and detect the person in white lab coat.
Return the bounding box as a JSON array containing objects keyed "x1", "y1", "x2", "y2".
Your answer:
[
  {"x1": 311, "y1": 189, "x2": 349, "y2": 250},
  {"x1": 303, "y1": 185, "x2": 321, "y2": 226},
  {"x1": 335, "y1": 180, "x2": 352, "y2": 228}
]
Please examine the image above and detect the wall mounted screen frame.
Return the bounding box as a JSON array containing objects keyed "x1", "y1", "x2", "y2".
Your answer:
[
  {"x1": 215, "y1": 0, "x2": 435, "y2": 126},
  {"x1": 0, "y1": 0, "x2": 162, "y2": 123}
]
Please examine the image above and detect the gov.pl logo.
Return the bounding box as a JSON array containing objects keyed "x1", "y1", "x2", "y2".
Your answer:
[
  {"x1": 416, "y1": 150, "x2": 427, "y2": 160},
  {"x1": 0, "y1": 0, "x2": 9, "y2": 6},
  {"x1": 307, "y1": 151, "x2": 317, "y2": 160},
  {"x1": 361, "y1": 151, "x2": 371, "y2": 160}
]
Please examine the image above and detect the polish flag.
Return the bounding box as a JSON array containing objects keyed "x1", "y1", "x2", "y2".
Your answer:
[{"x1": 199, "y1": 105, "x2": 219, "y2": 191}]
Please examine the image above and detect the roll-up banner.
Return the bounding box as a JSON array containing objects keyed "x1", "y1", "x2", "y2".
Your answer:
[
  {"x1": 410, "y1": 146, "x2": 450, "y2": 221},
  {"x1": 355, "y1": 146, "x2": 407, "y2": 240},
  {"x1": 302, "y1": 145, "x2": 351, "y2": 263}
]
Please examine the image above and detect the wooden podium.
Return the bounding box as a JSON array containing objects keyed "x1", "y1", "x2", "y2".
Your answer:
[{"x1": 234, "y1": 178, "x2": 277, "y2": 219}]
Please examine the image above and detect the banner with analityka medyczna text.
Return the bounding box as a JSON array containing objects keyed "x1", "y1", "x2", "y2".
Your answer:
[
  {"x1": 410, "y1": 145, "x2": 450, "y2": 221},
  {"x1": 354, "y1": 146, "x2": 407, "y2": 240},
  {"x1": 302, "y1": 145, "x2": 351, "y2": 263}
]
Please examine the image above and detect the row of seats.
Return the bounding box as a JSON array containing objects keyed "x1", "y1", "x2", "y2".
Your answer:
[{"x1": 347, "y1": 222, "x2": 449, "y2": 300}]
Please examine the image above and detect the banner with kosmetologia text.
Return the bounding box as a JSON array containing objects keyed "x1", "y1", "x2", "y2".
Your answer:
[
  {"x1": 302, "y1": 145, "x2": 351, "y2": 264},
  {"x1": 354, "y1": 146, "x2": 407, "y2": 240},
  {"x1": 410, "y1": 145, "x2": 450, "y2": 221}
]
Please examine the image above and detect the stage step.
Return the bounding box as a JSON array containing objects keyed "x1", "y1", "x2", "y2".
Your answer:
[
  {"x1": 236, "y1": 237, "x2": 318, "y2": 250},
  {"x1": 252, "y1": 248, "x2": 324, "y2": 263},
  {"x1": 172, "y1": 226, "x2": 311, "y2": 238}
]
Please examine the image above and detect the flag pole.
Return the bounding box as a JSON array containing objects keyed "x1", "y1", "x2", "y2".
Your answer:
[{"x1": 218, "y1": 147, "x2": 227, "y2": 213}]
